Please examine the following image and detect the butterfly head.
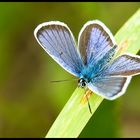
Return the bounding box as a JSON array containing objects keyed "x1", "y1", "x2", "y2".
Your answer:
[{"x1": 78, "y1": 78, "x2": 87, "y2": 88}]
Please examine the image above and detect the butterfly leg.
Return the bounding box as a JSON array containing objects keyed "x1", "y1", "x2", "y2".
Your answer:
[{"x1": 80, "y1": 89, "x2": 93, "y2": 114}]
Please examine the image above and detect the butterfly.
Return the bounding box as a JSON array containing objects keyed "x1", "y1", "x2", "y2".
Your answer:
[{"x1": 34, "y1": 20, "x2": 140, "y2": 100}]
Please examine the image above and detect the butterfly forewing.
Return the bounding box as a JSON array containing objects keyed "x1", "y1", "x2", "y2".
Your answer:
[
  {"x1": 105, "y1": 53, "x2": 140, "y2": 77},
  {"x1": 34, "y1": 21, "x2": 84, "y2": 77},
  {"x1": 88, "y1": 76, "x2": 131, "y2": 100},
  {"x1": 78, "y1": 20, "x2": 117, "y2": 65}
]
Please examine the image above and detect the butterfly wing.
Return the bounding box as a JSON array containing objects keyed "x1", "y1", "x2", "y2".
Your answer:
[
  {"x1": 34, "y1": 21, "x2": 84, "y2": 77},
  {"x1": 88, "y1": 53, "x2": 140, "y2": 100},
  {"x1": 105, "y1": 53, "x2": 140, "y2": 77},
  {"x1": 78, "y1": 20, "x2": 117, "y2": 65},
  {"x1": 88, "y1": 76, "x2": 131, "y2": 100}
]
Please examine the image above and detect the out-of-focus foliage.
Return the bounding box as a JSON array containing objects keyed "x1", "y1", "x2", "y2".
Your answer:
[{"x1": 0, "y1": 2, "x2": 140, "y2": 138}]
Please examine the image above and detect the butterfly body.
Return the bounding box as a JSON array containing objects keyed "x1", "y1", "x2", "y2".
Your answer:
[
  {"x1": 79, "y1": 63, "x2": 105, "y2": 84},
  {"x1": 79, "y1": 44, "x2": 117, "y2": 86},
  {"x1": 34, "y1": 20, "x2": 140, "y2": 100}
]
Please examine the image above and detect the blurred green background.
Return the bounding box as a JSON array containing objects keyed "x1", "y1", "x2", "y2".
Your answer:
[{"x1": 0, "y1": 2, "x2": 140, "y2": 138}]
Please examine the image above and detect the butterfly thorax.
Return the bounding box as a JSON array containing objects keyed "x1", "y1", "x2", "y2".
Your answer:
[
  {"x1": 78, "y1": 46, "x2": 117, "y2": 88},
  {"x1": 79, "y1": 64, "x2": 103, "y2": 87},
  {"x1": 78, "y1": 65, "x2": 106, "y2": 88}
]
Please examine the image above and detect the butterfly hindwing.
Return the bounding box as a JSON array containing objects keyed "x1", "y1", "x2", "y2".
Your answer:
[
  {"x1": 88, "y1": 76, "x2": 131, "y2": 100},
  {"x1": 34, "y1": 21, "x2": 84, "y2": 77}
]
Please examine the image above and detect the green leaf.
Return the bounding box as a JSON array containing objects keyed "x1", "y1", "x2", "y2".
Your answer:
[{"x1": 45, "y1": 9, "x2": 140, "y2": 138}]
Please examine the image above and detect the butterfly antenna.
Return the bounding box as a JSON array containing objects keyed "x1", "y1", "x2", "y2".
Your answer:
[{"x1": 50, "y1": 78, "x2": 78, "y2": 83}]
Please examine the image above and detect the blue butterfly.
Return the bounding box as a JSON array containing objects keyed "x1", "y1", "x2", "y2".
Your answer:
[{"x1": 34, "y1": 20, "x2": 140, "y2": 100}]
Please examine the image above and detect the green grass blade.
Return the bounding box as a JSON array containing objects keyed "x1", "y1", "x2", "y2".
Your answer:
[
  {"x1": 46, "y1": 9, "x2": 140, "y2": 138},
  {"x1": 46, "y1": 88, "x2": 103, "y2": 138},
  {"x1": 115, "y1": 9, "x2": 140, "y2": 55}
]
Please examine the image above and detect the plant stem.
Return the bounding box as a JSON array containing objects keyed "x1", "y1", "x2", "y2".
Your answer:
[{"x1": 46, "y1": 88, "x2": 103, "y2": 138}]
